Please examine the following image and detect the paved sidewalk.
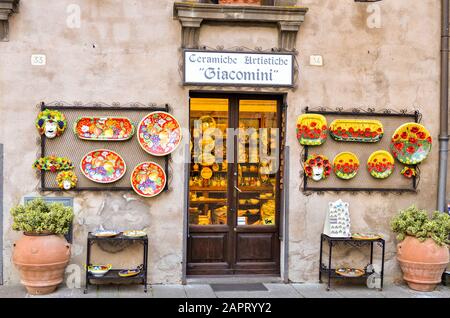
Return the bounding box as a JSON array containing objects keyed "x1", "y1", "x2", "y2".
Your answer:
[{"x1": 0, "y1": 283, "x2": 448, "y2": 298}]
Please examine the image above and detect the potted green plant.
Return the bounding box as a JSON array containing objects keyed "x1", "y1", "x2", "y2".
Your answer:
[
  {"x1": 11, "y1": 198, "x2": 73, "y2": 295},
  {"x1": 391, "y1": 205, "x2": 450, "y2": 291}
]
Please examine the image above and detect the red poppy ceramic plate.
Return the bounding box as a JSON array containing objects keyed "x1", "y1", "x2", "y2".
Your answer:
[
  {"x1": 131, "y1": 162, "x2": 166, "y2": 197},
  {"x1": 367, "y1": 150, "x2": 395, "y2": 179},
  {"x1": 333, "y1": 152, "x2": 359, "y2": 180},
  {"x1": 390, "y1": 123, "x2": 432, "y2": 165},
  {"x1": 329, "y1": 119, "x2": 383, "y2": 142},
  {"x1": 137, "y1": 112, "x2": 182, "y2": 156},
  {"x1": 74, "y1": 117, "x2": 135, "y2": 141},
  {"x1": 296, "y1": 114, "x2": 328, "y2": 146},
  {"x1": 80, "y1": 149, "x2": 126, "y2": 183}
]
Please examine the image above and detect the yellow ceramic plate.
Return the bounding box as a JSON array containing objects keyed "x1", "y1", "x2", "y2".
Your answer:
[
  {"x1": 367, "y1": 150, "x2": 395, "y2": 179},
  {"x1": 201, "y1": 167, "x2": 213, "y2": 179},
  {"x1": 296, "y1": 114, "x2": 328, "y2": 146},
  {"x1": 122, "y1": 230, "x2": 146, "y2": 238},
  {"x1": 333, "y1": 152, "x2": 359, "y2": 180},
  {"x1": 335, "y1": 268, "x2": 365, "y2": 278},
  {"x1": 329, "y1": 119, "x2": 383, "y2": 142},
  {"x1": 352, "y1": 233, "x2": 382, "y2": 240},
  {"x1": 199, "y1": 115, "x2": 217, "y2": 132},
  {"x1": 118, "y1": 268, "x2": 141, "y2": 277}
]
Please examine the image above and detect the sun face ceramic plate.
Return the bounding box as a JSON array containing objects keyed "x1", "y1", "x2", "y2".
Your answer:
[
  {"x1": 333, "y1": 152, "x2": 359, "y2": 180},
  {"x1": 80, "y1": 150, "x2": 126, "y2": 183},
  {"x1": 137, "y1": 112, "x2": 182, "y2": 156},
  {"x1": 367, "y1": 150, "x2": 395, "y2": 179},
  {"x1": 390, "y1": 123, "x2": 432, "y2": 165},
  {"x1": 74, "y1": 117, "x2": 135, "y2": 141},
  {"x1": 131, "y1": 162, "x2": 166, "y2": 198},
  {"x1": 303, "y1": 154, "x2": 332, "y2": 181},
  {"x1": 296, "y1": 114, "x2": 328, "y2": 146},
  {"x1": 329, "y1": 119, "x2": 383, "y2": 143}
]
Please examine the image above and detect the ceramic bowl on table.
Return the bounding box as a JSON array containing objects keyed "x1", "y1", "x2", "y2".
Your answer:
[
  {"x1": 92, "y1": 230, "x2": 120, "y2": 238},
  {"x1": 122, "y1": 230, "x2": 147, "y2": 238},
  {"x1": 118, "y1": 268, "x2": 141, "y2": 278}
]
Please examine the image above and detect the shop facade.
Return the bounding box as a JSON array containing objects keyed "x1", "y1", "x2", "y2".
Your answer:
[{"x1": 0, "y1": 0, "x2": 448, "y2": 286}]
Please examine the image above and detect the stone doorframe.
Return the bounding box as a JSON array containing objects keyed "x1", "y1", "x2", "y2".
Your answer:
[{"x1": 173, "y1": 2, "x2": 308, "y2": 51}]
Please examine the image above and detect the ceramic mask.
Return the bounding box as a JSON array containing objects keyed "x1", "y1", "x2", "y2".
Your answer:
[
  {"x1": 312, "y1": 165, "x2": 324, "y2": 181},
  {"x1": 44, "y1": 121, "x2": 58, "y2": 139},
  {"x1": 63, "y1": 179, "x2": 72, "y2": 190}
]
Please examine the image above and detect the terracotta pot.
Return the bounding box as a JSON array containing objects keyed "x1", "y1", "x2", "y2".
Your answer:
[
  {"x1": 219, "y1": 0, "x2": 262, "y2": 5},
  {"x1": 13, "y1": 233, "x2": 71, "y2": 295},
  {"x1": 397, "y1": 236, "x2": 449, "y2": 292}
]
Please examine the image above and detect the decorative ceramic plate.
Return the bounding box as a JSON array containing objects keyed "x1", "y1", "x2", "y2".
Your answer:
[
  {"x1": 118, "y1": 268, "x2": 141, "y2": 277},
  {"x1": 296, "y1": 114, "x2": 328, "y2": 146},
  {"x1": 335, "y1": 268, "x2": 365, "y2": 278},
  {"x1": 131, "y1": 162, "x2": 166, "y2": 198},
  {"x1": 329, "y1": 119, "x2": 384, "y2": 142},
  {"x1": 197, "y1": 153, "x2": 216, "y2": 166},
  {"x1": 122, "y1": 230, "x2": 147, "y2": 238},
  {"x1": 199, "y1": 115, "x2": 217, "y2": 132},
  {"x1": 80, "y1": 150, "x2": 126, "y2": 183},
  {"x1": 92, "y1": 230, "x2": 120, "y2": 237},
  {"x1": 367, "y1": 150, "x2": 395, "y2": 179},
  {"x1": 137, "y1": 112, "x2": 182, "y2": 156},
  {"x1": 303, "y1": 154, "x2": 332, "y2": 181},
  {"x1": 201, "y1": 167, "x2": 213, "y2": 179},
  {"x1": 333, "y1": 152, "x2": 359, "y2": 180},
  {"x1": 390, "y1": 123, "x2": 432, "y2": 165},
  {"x1": 74, "y1": 117, "x2": 135, "y2": 141},
  {"x1": 352, "y1": 233, "x2": 382, "y2": 240}
]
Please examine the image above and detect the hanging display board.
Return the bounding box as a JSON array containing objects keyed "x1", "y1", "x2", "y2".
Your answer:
[
  {"x1": 302, "y1": 108, "x2": 420, "y2": 193},
  {"x1": 38, "y1": 103, "x2": 171, "y2": 192},
  {"x1": 184, "y1": 50, "x2": 295, "y2": 87}
]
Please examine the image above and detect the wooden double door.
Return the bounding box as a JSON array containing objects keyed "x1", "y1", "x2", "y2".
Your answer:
[{"x1": 187, "y1": 93, "x2": 282, "y2": 275}]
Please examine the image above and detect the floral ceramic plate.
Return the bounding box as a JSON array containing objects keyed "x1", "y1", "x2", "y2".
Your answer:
[
  {"x1": 74, "y1": 117, "x2": 135, "y2": 141},
  {"x1": 335, "y1": 268, "x2": 365, "y2": 278},
  {"x1": 201, "y1": 167, "x2": 213, "y2": 179},
  {"x1": 303, "y1": 154, "x2": 332, "y2": 181},
  {"x1": 199, "y1": 115, "x2": 217, "y2": 132},
  {"x1": 329, "y1": 119, "x2": 383, "y2": 143},
  {"x1": 390, "y1": 123, "x2": 432, "y2": 165},
  {"x1": 333, "y1": 152, "x2": 359, "y2": 180},
  {"x1": 296, "y1": 114, "x2": 328, "y2": 146},
  {"x1": 367, "y1": 150, "x2": 395, "y2": 179},
  {"x1": 352, "y1": 233, "x2": 382, "y2": 240},
  {"x1": 32, "y1": 156, "x2": 73, "y2": 172},
  {"x1": 137, "y1": 112, "x2": 182, "y2": 156},
  {"x1": 131, "y1": 162, "x2": 166, "y2": 198},
  {"x1": 80, "y1": 150, "x2": 126, "y2": 183}
]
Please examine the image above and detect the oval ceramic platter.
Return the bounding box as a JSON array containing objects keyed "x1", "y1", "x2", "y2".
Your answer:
[
  {"x1": 80, "y1": 149, "x2": 126, "y2": 183},
  {"x1": 333, "y1": 152, "x2": 359, "y2": 180},
  {"x1": 296, "y1": 114, "x2": 328, "y2": 146},
  {"x1": 329, "y1": 119, "x2": 383, "y2": 143},
  {"x1": 367, "y1": 150, "x2": 395, "y2": 179},
  {"x1": 137, "y1": 112, "x2": 182, "y2": 156},
  {"x1": 74, "y1": 117, "x2": 135, "y2": 141},
  {"x1": 131, "y1": 162, "x2": 166, "y2": 198},
  {"x1": 390, "y1": 123, "x2": 432, "y2": 165}
]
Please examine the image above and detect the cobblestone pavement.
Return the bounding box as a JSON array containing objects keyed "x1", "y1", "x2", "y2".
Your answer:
[{"x1": 0, "y1": 283, "x2": 448, "y2": 298}]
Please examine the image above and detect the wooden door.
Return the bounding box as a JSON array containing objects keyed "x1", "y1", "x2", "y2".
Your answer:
[{"x1": 187, "y1": 94, "x2": 281, "y2": 276}]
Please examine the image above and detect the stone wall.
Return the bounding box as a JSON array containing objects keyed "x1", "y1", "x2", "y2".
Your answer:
[{"x1": 0, "y1": 0, "x2": 442, "y2": 285}]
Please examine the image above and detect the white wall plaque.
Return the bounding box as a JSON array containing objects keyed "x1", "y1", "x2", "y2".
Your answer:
[
  {"x1": 31, "y1": 54, "x2": 46, "y2": 66},
  {"x1": 309, "y1": 55, "x2": 323, "y2": 66},
  {"x1": 184, "y1": 50, "x2": 295, "y2": 87}
]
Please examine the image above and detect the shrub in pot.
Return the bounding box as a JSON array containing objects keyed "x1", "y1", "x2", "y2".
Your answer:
[
  {"x1": 11, "y1": 198, "x2": 73, "y2": 295},
  {"x1": 391, "y1": 205, "x2": 450, "y2": 291}
]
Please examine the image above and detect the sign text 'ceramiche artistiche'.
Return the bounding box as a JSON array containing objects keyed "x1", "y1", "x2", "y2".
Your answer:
[{"x1": 184, "y1": 51, "x2": 295, "y2": 87}]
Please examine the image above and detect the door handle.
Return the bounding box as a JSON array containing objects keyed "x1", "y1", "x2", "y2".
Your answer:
[
  {"x1": 234, "y1": 185, "x2": 242, "y2": 193},
  {"x1": 233, "y1": 227, "x2": 237, "y2": 232}
]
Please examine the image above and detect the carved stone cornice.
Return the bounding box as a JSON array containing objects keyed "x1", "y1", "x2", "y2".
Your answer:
[
  {"x1": 0, "y1": 0, "x2": 19, "y2": 41},
  {"x1": 173, "y1": 2, "x2": 308, "y2": 50}
]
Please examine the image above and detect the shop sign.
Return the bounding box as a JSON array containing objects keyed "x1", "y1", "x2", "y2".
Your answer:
[{"x1": 184, "y1": 50, "x2": 295, "y2": 87}]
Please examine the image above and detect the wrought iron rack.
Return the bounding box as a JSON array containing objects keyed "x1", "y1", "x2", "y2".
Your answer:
[{"x1": 39, "y1": 102, "x2": 171, "y2": 192}]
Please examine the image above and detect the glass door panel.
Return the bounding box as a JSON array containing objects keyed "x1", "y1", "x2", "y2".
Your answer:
[
  {"x1": 189, "y1": 98, "x2": 229, "y2": 226},
  {"x1": 236, "y1": 100, "x2": 278, "y2": 226}
]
